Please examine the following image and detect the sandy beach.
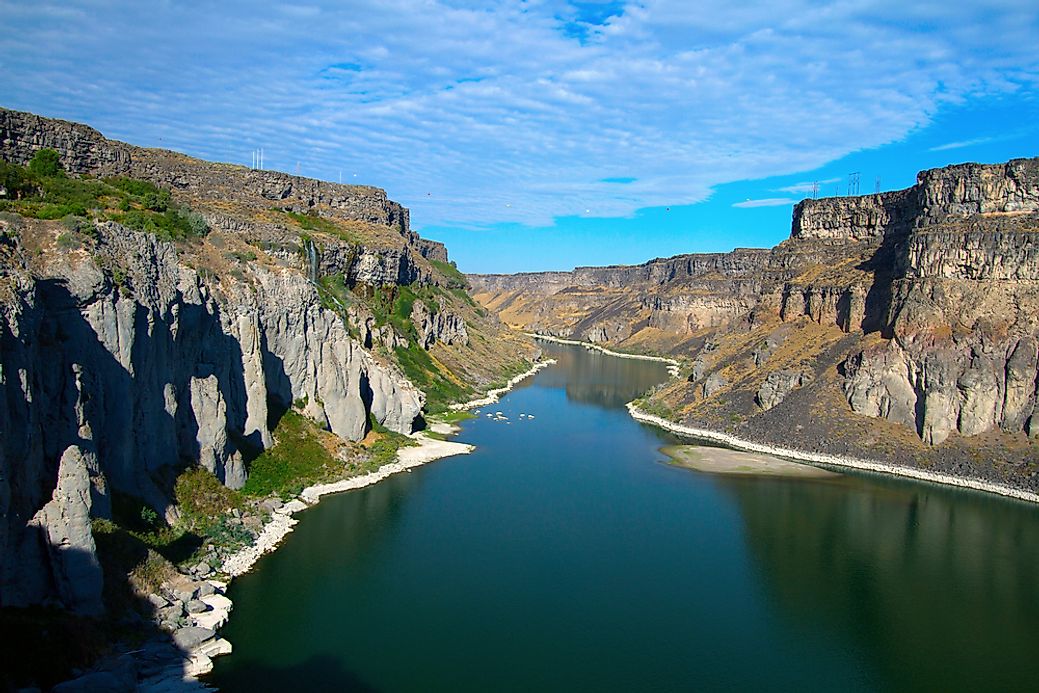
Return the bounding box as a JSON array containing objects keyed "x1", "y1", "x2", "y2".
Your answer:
[
  {"x1": 662, "y1": 444, "x2": 839, "y2": 478},
  {"x1": 629, "y1": 403, "x2": 1039, "y2": 503}
]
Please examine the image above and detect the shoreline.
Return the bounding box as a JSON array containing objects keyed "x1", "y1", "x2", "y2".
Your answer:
[
  {"x1": 221, "y1": 432, "x2": 475, "y2": 578},
  {"x1": 528, "y1": 333, "x2": 681, "y2": 377},
  {"x1": 627, "y1": 403, "x2": 1039, "y2": 504},
  {"x1": 449, "y1": 358, "x2": 556, "y2": 410},
  {"x1": 174, "y1": 358, "x2": 556, "y2": 685},
  {"x1": 225, "y1": 357, "x2": 555, "y2": 579}
]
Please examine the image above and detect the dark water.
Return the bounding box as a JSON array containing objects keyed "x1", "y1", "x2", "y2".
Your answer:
[{"x1": 208, "y1": 344, "x2": 1039, "y2": 692}]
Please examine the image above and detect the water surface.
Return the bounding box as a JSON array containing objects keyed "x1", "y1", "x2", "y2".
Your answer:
[{"x1": 208, "y1": 343, "x2": 1039, "y2": 692}]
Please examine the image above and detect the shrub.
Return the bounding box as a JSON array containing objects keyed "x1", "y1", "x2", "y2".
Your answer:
[
  {"x1": 242, "y1": 409, "x2": 341, "y2": 498},
  {"x1": 0, "y1": 158, "x2": 35, "y2": 198},
  {"x1": 55, "y1": 232, "x2": 80, "y2": 250},
  {"x1": 430, "y1": 258, "x2": 468, "y2": 289},
  {"x1": 174, "y1": 466, "x2": 243, "y2": 532},
  {"x1": 27, "y1": 148, "x2": 64, "y2": 178}
]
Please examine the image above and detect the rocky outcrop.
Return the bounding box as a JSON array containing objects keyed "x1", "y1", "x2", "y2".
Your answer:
[
  {"x1": 755, "y1": 370, "x2": 812, "y2": 411},
  {"x1": 0, "y1": 108, "x2": 411, "y2": 233},
  {"x1": 791, "y1": 158, "x2": 1039, "y2": 242},
  {"x1": 475, "y1": 157, "x2": 1039, "y2": 491},
  {"x1": 318, "y1": 242, "x2": 421, "y2": 287},
  {"x1": 411, "y1": 299, "x2": 468, "y2": 350},
  {"x1": 0, "y1": 222, "x2": 425, "y2": 610},
  {"x1": 0, "y1": 107, "x2": 540, "y2": 622}
]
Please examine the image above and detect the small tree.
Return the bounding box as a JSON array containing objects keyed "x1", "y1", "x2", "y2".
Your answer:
[
  {"x1": 27, "y1": 148, "x2": 64, "y2": 178},
  {"x1": 0, "y1": 158, "x2": 34, "y2": 198}
]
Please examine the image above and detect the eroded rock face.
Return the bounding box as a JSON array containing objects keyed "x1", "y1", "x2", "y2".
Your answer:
[
  {"x1": 411, "y1": 298, "x2": 468, "y2": 350},
  {"x1": 20, "y1": 445, "x2": 105, "y2": 615},
  {"x1": 473, "y1": 157, "x2": 1039, "y2": 456},
  {"x1": 0, "y1": 223, "x2": 423, "y2": 612},
  {"x1": 756, "y1": 370, "x2": 812, "y2": 411}
]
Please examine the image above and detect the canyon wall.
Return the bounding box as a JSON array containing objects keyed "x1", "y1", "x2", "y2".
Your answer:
[
  {"x1": 0, "y1": 107, "x2": 530, "y2": 614},
  {"x1": 472, "y1": 157, "x2": 1039, "y2": 490}
]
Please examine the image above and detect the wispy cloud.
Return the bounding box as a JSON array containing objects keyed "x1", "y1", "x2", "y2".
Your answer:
[
  {"x1": 1, "y1": 1, "x2": 1036, "y2": 229},
  {"x1": 776, "y1": 177, "x2": 841, "y2": 194},
  {"x1": 733, "y1": 198, "x2": 796, "y2": 208},
  {"x1": 929, "y1": 136, "x2": 995, "y2": 151}
]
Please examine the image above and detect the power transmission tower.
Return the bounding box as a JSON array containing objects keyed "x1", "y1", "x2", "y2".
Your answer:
[
  {"x1": 848, "y1": 172, "x2": 860, "y2": 196},
  {"x1": 875, "y1": 176, "x2": 881, "y2": 194},
  {"x1": 812, "y1": 181, "x2": 819, "y2": 199}
]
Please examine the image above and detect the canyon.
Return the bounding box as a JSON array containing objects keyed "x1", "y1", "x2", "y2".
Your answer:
[
  {"x1": 471, "y1": 157, "x2": 1039, "y2": 493},
  {"x1": 0, "y1": 107, "x2": 535, "y2": 623}
]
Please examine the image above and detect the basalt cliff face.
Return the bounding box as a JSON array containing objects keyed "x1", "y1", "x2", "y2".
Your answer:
[
  {"x1": 471, "y1": 157, "x2": 1039, "y2": 492},
  {"x1": 0, "y1": 108, "x2": 534, "y2": 615}
]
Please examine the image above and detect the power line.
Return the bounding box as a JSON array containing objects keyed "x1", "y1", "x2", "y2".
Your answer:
[{"x1": 847, "y1": 172, "x2": 860, "y2": 196}]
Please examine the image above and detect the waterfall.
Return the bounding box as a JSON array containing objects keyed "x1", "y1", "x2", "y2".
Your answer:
[{"x1": 303, "y1": 237, "x2": 319, "y2": 284}]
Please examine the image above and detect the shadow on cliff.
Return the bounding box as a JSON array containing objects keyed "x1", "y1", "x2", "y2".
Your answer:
[
  {"x1": 856, "y1": 199, "x2": 912, "y2": 337},
  {"x1": 1, "y1": 277, "x2": 272, "y2": 688},
  {"x1": 205, "y1": 653, "x2": 379, "y2": 692},
  {"x1": 1, "y1": 546, "x2": 190, "y2": 691}
]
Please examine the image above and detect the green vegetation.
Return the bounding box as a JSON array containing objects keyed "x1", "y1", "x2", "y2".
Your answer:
[
  {"x1": 430, "y1": 258, "x2": 468, "y2": 288},
  {"x1": 283, "y1": 209, "x2": 356, "y2": 241},
  {"x1": 365, "y1": 413, "x2": 419, "y2": 469},
  {"x1": 242, "y1": 409, "x2": 342, "y2": 499},
  {"x1": 633, "y1": 396, "x2": 677, "y2": 421},
  {"x1": 431, "y1": 410, "x2": 476, "y2": 425},
  {"x1": 227, "y1": 249, "x2": 258, "y2": 263},
  {"x1": 395, "y1": 341, "x2": 472, "y2": 413},
  {"x1": 243, "y1": 407, "x2": 418, "y2": 497},
  {"x1": 175, "y1": 467, "x2": 244, "y2": 533},
  {"x1": 0, "y1": 150, "x2": 209, "y2": 241},
  {"x1": 483, "y1": 359, "x2": 533, "y2": 391},
  {"x1": 318, "y1": 272, "x2": 354, "y2": 313},
  {"x1": 26, "y1": 148, "x2": 62, "y2": 178}
]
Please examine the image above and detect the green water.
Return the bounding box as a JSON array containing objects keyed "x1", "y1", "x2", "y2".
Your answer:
[{"x1": 207, "y1": 344, "x2": 1039, "y2": 692}]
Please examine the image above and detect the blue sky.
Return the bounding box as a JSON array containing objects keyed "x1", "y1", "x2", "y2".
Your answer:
[{"x1": 1, "y1": 1, "x2": 1037, "y2": 273}]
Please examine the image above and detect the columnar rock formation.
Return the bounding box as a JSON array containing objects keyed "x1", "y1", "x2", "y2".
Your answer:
[
  {"x1": 472, "y1": 157, "x2": 1039, "y2": 491},
  {"x1": 0, "y1": 108, "x2": 533, "y2": 614}
]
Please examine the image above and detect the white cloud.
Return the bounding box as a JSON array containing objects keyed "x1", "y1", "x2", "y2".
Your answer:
[
  {"x1": 733, "y1": 198, "x2": 796, "y2": 208},
  {"x1": 0, "y1": 1, "x2": 1036, "y2": 229},
  {"x1": 776, "y1": 177, "x2": 841, "y2": 194},
  {"x1": 929, "y1": 136, "x2": 995, "y2": 151}
]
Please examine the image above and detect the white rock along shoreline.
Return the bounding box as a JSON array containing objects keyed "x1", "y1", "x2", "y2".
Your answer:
[
  {"x1": 157, "y1": 358, "x2": 557, "y2": 686},
  {"x1": 528, "y1": 333, "x2": 681, "y2": 377},
  {"x1": 627, "y1": 403, "x2": 1039, "y2": 504},
  {"x1": 526, "y1": 333, "x2": 1036, "y2": 504},
  {"x1": 223, "y1": 357, "x2": 554, "y2": 580}
]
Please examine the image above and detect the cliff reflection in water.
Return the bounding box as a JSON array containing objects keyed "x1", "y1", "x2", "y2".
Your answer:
[
  {"x1": 722, "y1": 475, "x2": 1039, "y2": 692},
  {"x1": 537, "y1": 344, "x2": 670, "y2": 409}
]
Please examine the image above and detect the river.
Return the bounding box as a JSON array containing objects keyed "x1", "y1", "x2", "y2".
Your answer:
[{"x1": 207, "y1": 343, "x2": 1039, "y2": 692}]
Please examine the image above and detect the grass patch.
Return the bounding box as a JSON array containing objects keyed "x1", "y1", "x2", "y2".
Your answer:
[
  {"x1": 394, "y1": 341, "x2": 472, "y2": 413},
  {"x1": 283, "y1": 209, "x2": 357, "y2": 242},
  {"x1": 174, "y1": 467, "x2": 244, "y2": 531},
  {"x1": 0, "y1": 151, "x2": 209, "y2": 241},
  {"x1": 242, "y1": 409, "x2": 344, "y2": 499},
  {"x1": 430, "y1": 258, "x2": 468, "y2": 288},
  {"x1": 483, "y1": 359, "x2": 533, "y2": 391},
  {"x1": 633, "y1": 396, "x2": 677, "y2": 421},
  {"x1": 431, "y1": 410, "x2": 476, "y2": 424}
]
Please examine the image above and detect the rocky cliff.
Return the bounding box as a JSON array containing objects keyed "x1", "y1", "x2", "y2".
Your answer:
[
  {"x1": 0, "y1": 107, "x2": 535, "y2": 617},
  {"x1": 472, "y1": 157, "x2": 1039, "y2": 492}
]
